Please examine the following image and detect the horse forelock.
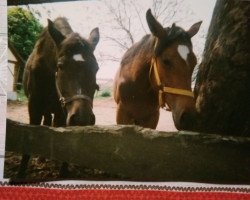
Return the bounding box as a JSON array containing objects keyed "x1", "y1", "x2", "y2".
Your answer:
[
  {"x1": 154, "y1": 25, "x2": 192, "y2": 56},
  {"x1": 61, "y1": 33, "x2": 88, "y2": 51},
  {"x1": 59, "y1": 33, "x2": 99, "y2": 70}
]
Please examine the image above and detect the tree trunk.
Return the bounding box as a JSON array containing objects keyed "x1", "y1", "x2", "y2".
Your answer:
[{"x1": 194, "y1": 0, "x2": 250, "y2": 136}]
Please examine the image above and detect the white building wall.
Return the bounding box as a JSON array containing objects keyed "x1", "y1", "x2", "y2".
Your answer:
[
  {"x1": 0, "y1": 0, "x2": 7, "y2": 180},
  {"x1": 7, "y1": 48, "x2": 17, "y2": 100}
]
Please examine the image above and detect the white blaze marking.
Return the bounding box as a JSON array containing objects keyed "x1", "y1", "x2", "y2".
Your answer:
[
  {"x1": 177, "y1": 45, "x2": 190, "y2": 62},
  {"x1": 73, "y1": 54, "x2": 84, "y2": 62}
]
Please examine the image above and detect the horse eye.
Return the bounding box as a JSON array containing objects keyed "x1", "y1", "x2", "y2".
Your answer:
[
  {"x1": 163, "y1": 59, "x2": 172, "y2": 67},
  {"x1": 57, "y1": 56, "x2": 66, "y2": 69},
  {"x1": 57, "y1": 62, "x2": 63, "y2": 69}
]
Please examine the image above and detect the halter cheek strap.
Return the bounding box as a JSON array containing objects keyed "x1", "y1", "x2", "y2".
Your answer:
[
  {"x1": 55, "y1": 73, "x2": 93, "y2": 108},
  {"x1": 59, "y1": 94, "x2": 93, "y2": 108},
  {"x1": 150, "y1": 57, "x2": 194, "y2": 109}
]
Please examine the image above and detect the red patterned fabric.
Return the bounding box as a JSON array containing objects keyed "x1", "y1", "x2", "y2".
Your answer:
[{"x1": 0, "y1": 187, "x2": 250, "y2": 200}]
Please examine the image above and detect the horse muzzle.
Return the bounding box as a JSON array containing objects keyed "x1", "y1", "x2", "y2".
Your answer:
[
  {"x1": 65, "y1": 100, "x2": 95, "y2": 126},
  {"x1": 173, "y1": 109, "x2": 197, "y2": 131},
  {"x1": 66, "y1": 111, "x2": 95, "y2": 126}
]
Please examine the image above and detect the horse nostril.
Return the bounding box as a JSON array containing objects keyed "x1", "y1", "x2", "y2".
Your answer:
[
  {"x1": 68, "y1": 114, "x2": 77, "y2": 126},
  {"x1": 67, "y1": 112, "x2": 95, "y2": 126},
  {"x1": 179, "y1": 111, "x2": 196, "y2": 131},
  {"x1": 180, "y1": 112, "x2": 189, "y2": 123},
  {"x1": 90, "y1": 113, "x2": 95, "y2": 125}
]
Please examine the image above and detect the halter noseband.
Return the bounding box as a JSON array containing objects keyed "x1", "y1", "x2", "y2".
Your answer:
[
  {"x1": 59, "y1": 94, "x2": 93, "y2": 107},
  {"x1": 55, "y1": 75, "x2": 93, "y2": 108},
  {"x1": 150, "y1": 39, "x2": 194, "y2": 110}
]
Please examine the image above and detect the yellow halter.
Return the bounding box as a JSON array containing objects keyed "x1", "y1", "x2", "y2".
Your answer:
[{"x1": 150, "y1": 40, "x2": 194, "y2": 109}]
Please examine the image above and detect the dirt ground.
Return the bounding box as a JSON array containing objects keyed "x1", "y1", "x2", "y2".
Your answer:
[{"x1": 6, "y1": 97, "x2": 177, "y2": 132}]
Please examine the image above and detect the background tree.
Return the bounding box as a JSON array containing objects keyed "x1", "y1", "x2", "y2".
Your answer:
[
  {"x1": 194, "y1": 0, "x2": 250, "y2": 136},
  {"x1": 103, "y1": 0, "x2": 186, "y2": 62},
  {"x1": 8, "y1": 7, "x2": 43, "y2": 60}
]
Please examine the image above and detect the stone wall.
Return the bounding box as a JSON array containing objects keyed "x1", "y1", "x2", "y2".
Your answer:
[{"x1": 6, "y1": 119, "x2": 250, "y2": 184}]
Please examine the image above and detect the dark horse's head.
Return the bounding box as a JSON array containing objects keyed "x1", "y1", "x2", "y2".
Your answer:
[
  {"x1": 147, "y1": 9, "x2": 201, "y2": 130},
  {"x1": 48, "y1": 19, "x2": 99, "y2": 126}
]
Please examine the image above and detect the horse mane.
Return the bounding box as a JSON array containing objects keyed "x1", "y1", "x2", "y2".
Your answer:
[
  {"x1": 121, "y1": 34, "x2": 155, "y2": 67},
  {"x1": 30, "y1": 17, "x2": 74, "y2": 56},
  {"x1": 53, "y1": 17, "x2": 73, "y2": 36}
]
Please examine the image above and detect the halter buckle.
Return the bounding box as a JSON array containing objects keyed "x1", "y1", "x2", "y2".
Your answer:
[
  {"x1": 59, "y1": 97, "x2": 66, "y2": 107},
  {"x1": 150, "y1": 55, "x2": 194, "y2": 109}
]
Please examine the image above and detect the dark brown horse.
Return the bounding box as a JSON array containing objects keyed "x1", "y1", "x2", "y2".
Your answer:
[
  {"x1": 20, "y1": 17, "x2": 99, "y2": 178},
  {"x1": 23, "y1": 17, "x2": 99, "y2": 127},
  {"x1": 114, "y1": 9, "x2": 201, "y2": 130}
]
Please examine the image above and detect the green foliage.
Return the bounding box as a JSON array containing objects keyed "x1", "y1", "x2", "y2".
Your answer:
[
  {"x1": 17, "y1": 88, "x2": 28, "y2": 102},
  {"x1": 100, "y1": 90, "x2": 111, "y2": 97},
  {"x1": 94, "y1": 88, "x2": 112, "y2": 99},
  {"x1": 8, "y1": 7, "x2": 43, "y2": 60}
]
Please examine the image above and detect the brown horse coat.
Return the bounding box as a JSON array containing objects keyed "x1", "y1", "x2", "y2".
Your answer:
[
  {"x1": 23, "y1": 17, "x2": 99, "y2": 127},
  {"x1": 114, "y1": 9, "x2": 201, "y2": 130}
]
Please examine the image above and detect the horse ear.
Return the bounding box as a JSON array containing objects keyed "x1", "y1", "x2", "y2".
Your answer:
[
  {"x1": 89, "y1": 27, "x2": 100, "y2": 51},
  {"x1": 146, "y1": 9, "x2": 165, "y2": 38},
  {"x1": 187, "y1": 21, "x2": 202, "y2": 38},
  {"x1": 47, "y1": 19, "x2": 65, "y2": 47}
]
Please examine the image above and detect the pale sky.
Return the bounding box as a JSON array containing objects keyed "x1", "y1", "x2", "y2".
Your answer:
[{"x1": 23, "y1": 0, "x2": 216, "y2": 79}]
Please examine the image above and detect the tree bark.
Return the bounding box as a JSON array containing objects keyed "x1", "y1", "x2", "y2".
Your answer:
[{"x1": 194, "y1": 0, "x2": 250, "y2": 136}]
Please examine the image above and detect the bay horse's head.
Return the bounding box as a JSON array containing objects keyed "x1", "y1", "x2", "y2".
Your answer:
[
  {"x1": 146, "y1": 9, "x2": 201, "y2": 130},
  {"x1": 48, "y1": 19, "x2": 100, "y2": 126}
]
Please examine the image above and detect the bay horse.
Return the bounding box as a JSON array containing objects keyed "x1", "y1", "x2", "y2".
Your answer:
[
  {"x1": 114, "y1": 9, "x2": 201, "y2": 130},
  {"x1": 19, "y1": 17, "x2": 100, "y2": 178},
  {"x1": 23, "y1": 17, "x2": 99, "y2": 127}
]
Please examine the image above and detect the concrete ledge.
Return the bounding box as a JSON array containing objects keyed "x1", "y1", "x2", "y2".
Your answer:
[{"x1": 5, "y1": 119, "x2": 250, "y2": 183}]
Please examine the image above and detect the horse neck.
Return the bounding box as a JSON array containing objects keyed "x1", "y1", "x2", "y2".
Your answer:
[{"x1": 134, "y1": 36, "x2": 156, "y2": 88}]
